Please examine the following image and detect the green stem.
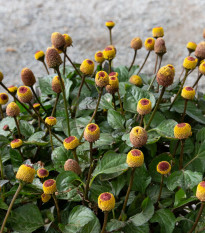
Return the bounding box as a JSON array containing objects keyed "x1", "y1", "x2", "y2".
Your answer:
[
  {"x1": 63, "y1": 48, "x2": 66, "y2": 75},
  {"x1": 49, "y1": 127, "x2": 54, "y2": 151},
  {"x1": 172, "y1": 140, "x2": 180, "y2": 158},
  {"x1": 156, "y1": 175, "x2": 164, "y2": 203},
  {"x1": 109, "y1": 28, "x2": 112, "y2": 45},
  {"x1": 117, "y1": 90, "x2": 123, "y2": 115},
  {"x1": 0, "y1": 105, "x2": 4, "y2": 119},
  {"x1": 100, "y1": 211, "x2": 109, "y2": 233},
  {"x1": 128, "y1": 50, "x2": 137, "y2": 72},
  {"x1": 43, "y1": 61, "x2": 49, "y2": 75},
  {"x1": 52, "y1": 194, "x2": 61, "y2": 223},
  {"x1": 112, "y1": 93, "x2": 116, "y2": 110},
  {"x1": 0, "y1": 153, "x2": 5, "y2": 201},
  {"x1": 0, "y1": 182, "x2": 23, "y2": 233},
  {"x1": 119, "y1": 167, "x2": 136, "y2": 221},
  {"x1": 31, "y1": 86, "x2": 47, "y2": 113},
  {"x1": 72, "y1": 148, "x2": 79, "y2": 163},
  {"x1": 139, "y1": 115, "x2": 144, "y2": 127},
  {"x1": 51, "y1": 93, "x2": 60, "y2": 117},
  {"x1": 154, "y1": 54, "x2": 158, "y2": 74},
  {"x1": 179, "y1": 139, "x2": 185, "y2": 170},
  {"x1": 193, "y1": 73, "x2": 203, "y2": 88},
  {"x1": 137, "y1": 51, "x2": 151, "y2": 75},
  {"x1": 17, "y1": 148, "x2": 24, "y2": 160},
  {"x1": 14, "y1": 116, "x2": 21, "y2": 138},
  {"x1": 109, "y1": 60, "x2": 112, "y2": 74},
  {"x1": 181, "y1": 99, "x2": 188, "y2": 122},
  {"x1": 145, "y1": 86, "x2": 166, "y2": 130}
]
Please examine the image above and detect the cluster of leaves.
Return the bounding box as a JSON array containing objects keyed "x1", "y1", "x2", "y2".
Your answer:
[{"x1": 1, "y1": 62, "x2": 205, "y2": 233}]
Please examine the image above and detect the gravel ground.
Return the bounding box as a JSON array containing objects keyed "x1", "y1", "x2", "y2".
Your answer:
[{"x1": 0, "y1": 0, "x2": 205, "y2": 92}]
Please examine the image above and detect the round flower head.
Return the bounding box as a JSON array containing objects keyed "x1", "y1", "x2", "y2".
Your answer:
[
  {"x1": 41, "y1": 193, "x2": 51, "y2": 203},
  {"x1": 52, "y1": 45, "x2": 63, "y2": 54},
  {"x1": 16, "y1": 164, "x2": 35, "y2": 183},
  {"x1": 103, "y1": 45, "x2": 116, "y2": 60},
  {"x1": 174, "y1": 123, "x2": 192, "y2": 139},
  {"x1": 95, "y1": 71, "x2": 109, "y2": 87},
  {"x1": 109, "y1": 72, "x2": 118, "y2": 77},
  {"x1": 196, "y1": 181, "x2": 205, "y2": 202},
  {"x1": 37, "y1": 168, "x2": 49, "y2": 179},
  {"x1": 10, "y1": 139, "x2": 23, "y2": 149},
  {"x1": 3, "y1": 125, "x2": 9, "y2": 131},
  {"x1": 0, "y1": 70, "x2": 3, "y2": 82},
  {"x1": 84, "y1": 123, "x2": 100, "y2": 142},
  {"x1": 157, "y1": 161, "x2": 171, "y2": 175},
  {"x1": 33, "y1": 103, "x2": 40, "y2": 111},
  {"x1": 52, "y1": 76, "x2": 63, "y2": 93},
  {"x1": 186, "y1": 42, "x2": 197, "y2": 53},
  {"x1": 6, "y1": 102, "x2": 20, "y2": 117},
  {"x1": 17, "y1": 86, "x2": 33, "y2": 103},
  {"x1": 64, "y1": 159, "x2": 81, "y2": 175},
  {"x1": 152, "y1": 27, "x2": 164, "y2": 38},
  {"x1": 131, "y1": 37, "x2": 142, "y2": 50},
  {"x1": 129, "y1": 126, "x2": 148, "y2": 148},
  {"x1": 166, "y1": 64, "x2": 175, "y2": 76},
  {"x1": 98, "y1": 192, "x2": 115, "y2": 212},
  {"x1": 0, "y1": 93, "x2": 9, "y2": 105},
  {"x1": 95, "y1": 51, "x2": 105, "y2": 64},
  {"x1": 21, "y1": 68, "x2": 36, "y2": 86},
  {"x1": 46, "y1": 47, "x2": 63, "y2": 69},
  {"x1": 199, "y1": 61, "x2": 205, "y2": 75},
  {"x1": 195, "y1": 41, "x2": 205, "y2": 59},
  {"x1": 43, "y1": 179, "x2": 57, "y2": 194},
  {"x1": 126, "y1": 149, "x2": 144, "y2": 167},
  {"x1": 34, "y1": 50, "x2": 45, "y2": 62},
  {"x1": 45, "y1": 116, "x2": 57, "y2": 126},
  {"x1": 129, "y1": 75, "x2": 143, "y2": 87},
  {"x1": 63, "y1": 34, "x2": 73, "y2": 47},
  {"x1": 105, "y1": 21, "x2": 115, "y2": 29},
  {"x1": 144, "y1": 37, "x2": 155, "y2": 51},
  {"x1": 137, "y1": 98, "x2": 152, "y2": 115},
  {"x1": 80, "y1": 59, "x2": 95, "y2": 75},
  {"x1": 63, "y1": 136, "x2": 79, "y2": 150},
  {"x1": 51, "y1": 32, "x2": 66, "y2": 51},
  {"x1": 106, "y1": 76, "x2": 119, "y2": 94},
  {"x1": 8, "y1": 85, "x2": 18, "y2": 93},
  {"x1": 157, "y1": 66, "x2": 174, "y2": 87},
  {"x1": 183, "y1": 56, "x2": 198, "y2": 70},
  {"x1": 154, "y1": 38, "x2": 166, "y2": 55},
  {"x1": 181, "y1": 86, "x2": 195, "y2": 100}
]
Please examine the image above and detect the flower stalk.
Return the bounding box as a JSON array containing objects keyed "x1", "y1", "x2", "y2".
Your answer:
[
  {"x1": 52, "y1": 194, "x2": 61, "y2": 223},
  {"x1": 179, "y1": 139, "x2": 185, "y2": 170},
  {"x1": 181, "y1": 99, "x2": 188, "y2": 122},
  {"x1": 128, "y1": 50, "x2": 137, "y2": 72},
  {"x1": 30, "y1": 86, "x2": 47, "y2": 113},
  {"x1": 14, "y1": 116, "x2": 21, "y2": 138},
  {"x1": 100, "y1": 211, "x2": 109, "y2": 233},
  {"x1": 137, "y1": 51, "x2": 151, "y2": 75}
]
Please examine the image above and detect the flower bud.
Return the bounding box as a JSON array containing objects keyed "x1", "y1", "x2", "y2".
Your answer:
[
  {"x1": 21, "y1": 68, "x2": 36, "y2": 86},
  {"x1": 43, "y1": 179, "x2": 57, "y2": 194},
  {"x1": 41, "y1": 193, "x2": 51, "y2": 203},
  {"x1": 3, "y1": 125, "x2": 9, "y2": 131},
  {"x1": 46, "y1": 47, "x2": 63, "y2": 69},
  {"x1": 98, "y1": 192, "x2": 115, "y2": 212},
  {"x1": 174, "y1": 123, "x2": 192, "y2": 139},
  {"x1": 157, "y1": 66, "x2": 174, "y2": 87},
  {"x1": 183, "y1": 56, "x2": 198, "y2": 70},
  {"x1": 109, "y1": 72, "x2": 118, "y2": 77},
  {"x1": 17, "y1": 86, "x2": 33, "y2": 103},
  {"x1": 8, "y1": 85, "x2": 18, "y2": 94},
  {"x1": 154, "y1": 38, "x2": 166, "y2": 55},
  {"x1": 0, "y1": 93, "x2": 9, "y2": 105},
  {"x1": 157, "y1": 161, "x2": 171, "y2": 175},
  {"x1": 45, "y1": 116, "x2": 57, "y2": 126},
  {"x1": 95, "y1": 71, "x2": 109, "y2": 87},
  {"x1": 195, "y1": 41, "x2": 205, "y2": 59},
  {"x1": 129, "y1": 75, "x2": 143, "y2": 87},
  {"x1": 105, "y1": 21, "x2": 115, "y2": 29},
  {"x1": 63, "y1": 136, "x2": 79, "y2": 150},
  {"x1": 127, "y1": 149, "x2": 144, "y2": 167},
  {"x1": 34, "y1": 50, "x2": 45, "y2": 62},
  {"x1": 6, "y1": 102, "x2": 20, "y2": 117},
  {"x1": 94, "y1": 51, "x2": 105, "y2": 64},
  {"x1": 199, "y1": 61, "x2": 205, "y2": 75},
  {"x1": 16, "y1": 164, "x2": 35, "y2": 183},
  {"x1": 152, "y1": 27, "x2": 164, "y2": 38},
  {"x1": 64, "y1": 159, "x2": 81, "y2": 175},
  {"x1": 129, "y1": 126, "x2": 148, "y2": 148},
  {"x1": 37, "y1": 168, "x2": 49, "y2": 179},
  {"x1": 166, "y1": 64, "x2": 175, "y2": 76},
  {"x1": 103, "y1": 45, "x2": 116, "y2": 60},
  {"x1": 137, "y1": 98, "x2": 152, "y2": 115},
  {"x1": 84, "y1": 123, "x2": 100, "y2": 142},
  {"x1": 80, "y1": 59, "x2": 95, "y2": 75},
  {"x1": 63, "y1": 34, "x2": 73, "y2": 47},
  {"x1": 181, "y1": 86, "x2": 195, "y2": 100},
  {"x1": 186, "y1": 42, "x2": 197, "y2": 54},
  {"x1": 196, "y1": 181, "x2": 205, "y2": 202},
  {"x1": 51, "y1": 32, "x2": 66, "y2": 51},
  {"x1": 130, "y1": 37, "x2": 142, "y2": 50},
  {"x1": 33, "y1": 103, "x2": 40, "y2": 111},
  {"x1": 105, "y1": 76, "x2": 119, "y2": 94},
  {"x1": 10, "y1": 139, "x2": 23, "y2": 149},
  {"x1": 0, "y1": 70, "x2": 3, "y2": 82},
  {"x1": 144, "y1": 37, "x2": 155, "y2": 51},
  {"x1": 52, "y1": 76, "x2": 63, "y2": 93}
]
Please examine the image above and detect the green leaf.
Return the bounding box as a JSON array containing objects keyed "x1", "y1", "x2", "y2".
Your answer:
[
  {"x1": 0, "y1": 117, "x2": 15, "y2": 136},
  {"x1": 115, "y1": 65, "x2": 129, "y2": 82},
  {"x1": 19, "y1": 120, "x2": 35, "y2": 137},
  {"x1": 150, "y1": 209, "x2": 176, "y2": 233},
  {"x1": 9, "y1": 148, "x2": 23, "y2": 171},
  {"x1": 56, "y1": 171, "x2": 81, "y2": 191},
  {"x1": 0, "y1": 199, "x2": 8, "y2": 210},
  {"x1": 38, "y1": 75, "x2": 54, "y2": 95},
  {"x1": 9, "y1": 203, "x2": 44, "y2": 233},
  {"x1": 64, "y1": 79, "x2": 73, "y2": 100},
  {"x1": 106, "y1": 219, "x2": 126, "y2": 231},
  {"x1": 174, "y1": 188, "x2": 197, "y2": 209},
  {"x1": 107, "y1": 109, "x2": 125, "y2": 129},
  {"x1": 123, "y1": 223, "x2": 149, "y2": 233},
  {"x1": 147, "y1": 131, "x2": 161, "y2": 144},
  {"x1": 26, "y1": 131, "x2": 48, "y2": 146},
  {"x1": 79, "y1": 97, "x2": 96, "y2": 110},
  {"x1": 99, "y1": 93, "x2": 114, "y2": 110},
  {"x1": 0, "y1": 135, "x2": 9, "y2": 147}
]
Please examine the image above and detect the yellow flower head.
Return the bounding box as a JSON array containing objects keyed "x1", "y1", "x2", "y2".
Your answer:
[
  {"x1": 109, "y1": 72, "x2": 118, "y2": 77},
  {"x1": 95, "y1": 71, "x2": 109, "y2": 87},
  {"x1": 63, "y1": 34, "x2": 73, "y2": 47},
  {"x1": 41, "y1": 193, "x2": 51, "y2": 203},
  {"x1": 103, "y1": 45, "x2": 116, "y2": 60},
  {"x1": 129, "y1": 126, "x2": 148, "y2": 148},
  {"x1": 6, "y1": 102, "x2": 20, "y2": 117},
  {"x1": 183, "y1": 56, "x2": 198, "y2": 70},
  {"x1": 152, "y1": 27, "x2": 164, "y2": 38},
  {"x1": 166, "y1": 64, "x2": 175, "y2": 76},
  {"x1": 21, "y1": 68, "x2": 36, "y2": 87},
  {"x1": 63, "y1": 136, "x2": 79, "y2": 150},
  {"x1": 154, "y1": 38, "x2": 166, "y2": 55},
  {"x1": 157, "y1": 66, "x2": 174, "y2": 87},
  {"x1": 137, "y1": 98, "x2": 152, "y2": 115},
  {"x1": 64, "y1": 159, "x2": 81, "y2": 175},
  {"x1": 196, "y1": 181, "x2": 205, "y2": 202},
  {"x1": 0, "y1": 93, "x2": 9, "y2": 105},
  {"x1": 186, "y1": 42, "x2": 197, "y2": 53},
  {"x1": 33, "y1": 103, "x2": 40, "y2": 110},
  {"x1": 45, "y1": 116, "x2": 57, "y2": 126},
  {"x1": 126, "y1": 149, "x2": 144, "y2": 167},
  {"x1": 84, "y1": 123, "x2": 100, "y2": 142},
  {"x1": 98, "y1": 192, "x2": 115, "y2": 212},
  {"x1": 34, "y1": 50, "x2": 45, "y2": 62},
  {"x1": 0, "y1": 70, "x2": 3, "y2": 82},
  {"x1": 51, "y1": 32, "x2": 66, "y2": 51},
  {"x1": 16, "y1": 164, "x2": 35, "y2": 183},
  {"x1": 131, "y1": 37, "x2": 142, "y2": 50},
  {"x1": 144, "y1": 37, "x2": 155, "y2": 51},
  {"x1": 181, "y1": 86, "x2": 195, "y2": 100},
  {"x1": 52, "y1": 75, "x2": 63, "y2": 93},
  {"x1": 106, "y1": 76, "x2": 119, "y2": 94},
  {"x1": 17, "y1": 86, "x2": 33, "y2": 103},
  {"x1": 94, "y1": 51, "x2": 105, "y2": 64},
  {"x1": 195, "y1": 41, "x2": 205, "y2": 59},
  {"x1": 46, "y1": 47, "x2": 63, "y2": 69},
  {"x1": 80, "y1": 59, "x2": 95, "y2": 75},
  {"x1": 37, "y1": 168, "x2": 49, "y2": 179},
  {"x1": 105, "y1": 21, "x2": 115, "y2": 29},
  {"x1": 52, "y1": 45, "x2": 63, "y2": 54},
  {"x1": 157, "y1": 161, "x2": 171, "y2": 175},
  {"x1": 8, "y1": 85, "x2": 18, "y2": 93},
  {"x1": 129, "y1": 75, "x2": 143, "y2": 87},
  {"x1": 199, "y1": 61, "x2": 205, "y2": 75},
  {"x1": 174, "y1": 123, "x2": 192, "y2": 139},
  {"x1": 10, "y1": 139, "x2": 23, "y2": 149},
  {"x1": 43, "y1": 179, "x2": 57, "y2": 194}
]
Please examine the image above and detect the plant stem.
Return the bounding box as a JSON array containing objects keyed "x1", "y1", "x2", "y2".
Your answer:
[
  {"x1": 0, "y1": 182, "x2": 23, "y2": 233},
  {"x1": 0, "y1": 105, "x2": 4, "y2": 119},
  {"x1": 188, "y1": 202, "x2": 205, "y2": 233},
  {"x1": 52, "y1": 194, "x2": 61, "y2": 223},
  {"x1": 169, "y1": 69, "x2": 189, "y2": 110},
  {"x1": 117, "y1": 90, "x2": 123, "y2": 115},
  {"x1": 119, "y1": 167, "x2": 136, "y2": 221},
  {"x1": 181, "y1": 99, "x2": 188, "y2": 122},
  {"x1": 145, "y1": 86, "x2": 166, "y2": 130},
  {"x1": 137, "y1": 51, "x2": 151, "y2": 75},
  {"x1": 154, "y1": 54, "x2": 158, "y2": 74},
  {"x1": 109, "y1": 60, "x2": 112, "y2": 74},
  {"x1": 100, "y1": 211, "x2": 109, "y2": 233},
  {"x1": 17, "y1": 148, "x2": 24, "y2": 160},
  {"x1": 49, "y1": 126, "x2": 54, "y2": 151},
  {"x1": 72, "y1": 148, "x2": 79, "y2": 163},
  {"x1": 0, "y1": 153, "x2": 5, "y2": 201},
  {"x1": 192, "y1": 73, "x2": 203, "y2": 88},
  {"x1": 51, "y1": 93, "x2": 60, "y2": 117},
  {"x1": 112, "y1": 93, "x2": 116, "y2": 110},
  {"x1": 43, "y1": 61, "x2": 49, "y2": 75},
  {"x1": 14, "y1": 116, "x2": 21, "y2": 138},
  {"x1": 63, "y1": 48, "x2": 66, "y2": 75},
  {"x1": 179, "y1": 139, "x2": 185, "y2": 170},
  {"x1": 31, "y1": 86, "x2": 47, "y2": 113},
  {"x1": 172, "y1": 140, "x2": 180, "y2": 158},
  {"x1": 179, "y1": 68, "x2": 184, "y2": 82},
  {"x1": 139, "y1": 115, "x2": 144, "y2": 127},
  {"x1": 56, "y1": 67, "x2": 71, "y2": 137},
  {"x1": 128, "y1": 50, "x2": 137, "y2": 72},
  {"x1": 109, "y1": 29, "x2": 113, "y2": 45},
  {"x1": 84, "y1": 142, "x2": 93, "y2": 200},
  {"x1": 156, "y1": 175, "x2": 164, "y2": 203}
]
